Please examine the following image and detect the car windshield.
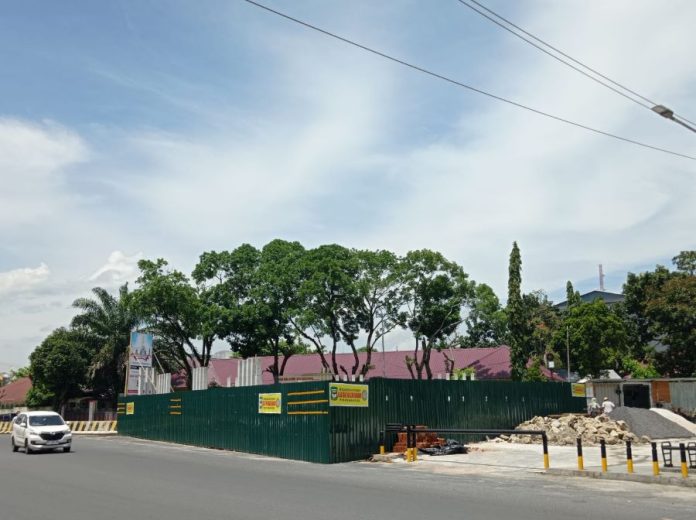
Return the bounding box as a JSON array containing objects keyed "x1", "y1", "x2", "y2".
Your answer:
[{"x1": 29, "y1": 415, "x2": 64, "y2": 427}]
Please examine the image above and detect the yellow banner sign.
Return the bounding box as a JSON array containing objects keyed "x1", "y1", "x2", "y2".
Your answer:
[
  {"x1": 571, "y1": 383, "x2": 586, "y2": 398},
  {"x1": 329, "y1": 383, "x2": 369, "y2": 407},
  {"x1": 258, "y1": 393, "x2": 282, "y2": 414},
  {"x1": 126, "y1": 402, "x2": 135, "y2": 415}
]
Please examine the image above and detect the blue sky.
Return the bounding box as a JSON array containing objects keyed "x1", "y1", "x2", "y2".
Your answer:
[{"x1": 1, "y1": 1, "x2": 695, "y2": 370}]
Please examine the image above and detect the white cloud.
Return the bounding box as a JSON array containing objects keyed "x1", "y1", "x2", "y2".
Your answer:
[
  {"x1": 0, "y1": 263, "x2": 50, "y2": 295},
  {"x1": 0, "y1": 118, "x2": 88, "y2": 229},
  {"x1": 89, "y1": 251, "x2": 143, "y2": 285}
]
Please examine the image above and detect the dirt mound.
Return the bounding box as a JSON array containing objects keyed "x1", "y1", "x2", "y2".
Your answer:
[
  {"x1": 609, "y1": 407, "x2": 693, "y2": 439},
  {"x1": 499, "y1": 414, "x2": 645, "y2": 446}
]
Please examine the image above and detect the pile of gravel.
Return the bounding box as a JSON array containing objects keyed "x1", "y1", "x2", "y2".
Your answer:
[{"x1": 609, "y1": 407, "x2": 693, "y2": 439}]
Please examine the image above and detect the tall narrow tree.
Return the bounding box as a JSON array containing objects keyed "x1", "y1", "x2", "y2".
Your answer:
[{"x1": 507, "y1": 242, "x2": 525, "y2": 380}]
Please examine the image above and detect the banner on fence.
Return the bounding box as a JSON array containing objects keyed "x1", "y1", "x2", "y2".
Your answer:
[
  {"x1": 126, "y1": 402, "x2": 135, "y2": 415},
  {"x1": 329, "y1": 383, "x2": 369, "y2": 407},
  {"x1": 571, "y1": 383, "x2": 586, "y2": 398},
  {"x1": 258, "y1": 393, "x2": 282, "y2": 414}
]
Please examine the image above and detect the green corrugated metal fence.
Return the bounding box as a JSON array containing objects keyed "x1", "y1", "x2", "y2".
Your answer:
[
  {"x1": 118, "y1": 379, "x2": 584, "y2": 464},
  {"x1": 118, "y1": 382, "x2": 330, "y2": 463},
  {"x1": 329, "y1": 379, "x2": 585, "y2": 463}
]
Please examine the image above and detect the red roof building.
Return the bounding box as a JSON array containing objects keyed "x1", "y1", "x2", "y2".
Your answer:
[
  {"x1": 0, "y1": 377, "x2": 32, "y2": 406},
  {"x1": 199, "y1": 346, "x2": 562, "y2": 388}
]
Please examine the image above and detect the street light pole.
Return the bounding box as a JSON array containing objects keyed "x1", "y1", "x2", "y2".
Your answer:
[
  {"x1": 566, "y1": 326, "x2": 571, "y2": 382},
  {"x1": 652, "y1": 105, "x2": 696, "y2": 133}
]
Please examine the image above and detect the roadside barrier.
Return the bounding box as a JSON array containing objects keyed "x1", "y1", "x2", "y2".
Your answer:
[
  {"x1": 660, "y1": 441, "x2": 695, "y2": 479},
  {"x1": 626, "y1": 440, "x2": 634, "y2": 474},
  {"x1": 1, "y1": 420, "x2": 116, "y2": 434},
  {"x1": 65, "y1": 420, "x2": 117, "y2": 433}
]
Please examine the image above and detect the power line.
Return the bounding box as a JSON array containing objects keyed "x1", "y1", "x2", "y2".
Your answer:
[
  {"x1": 456, "y1": 0, "x2": 696, "y2": 128},
  {"x1": 242, "y1": 0, "x2": 696, "y2": 161}
]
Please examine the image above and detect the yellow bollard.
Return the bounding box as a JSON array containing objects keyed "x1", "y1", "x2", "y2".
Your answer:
[
  {"x1": 626, "y1": 441, "x2": 634, "y2": 474},
  {"x1": 651, "y1": 443, "x2": 660, "y2": 476},
  {"x1": 542, "y1": 434, "x2": 550, "y2": 470},
  {"x1": 680, "y1": 444, "x2": 689, "y2": 479},
  {"x1": 576, "y1": 438, "x2": 584, "y2": 471},
  {"x1": 600, "y1": 439, "x2": 608, "y2": 473}
]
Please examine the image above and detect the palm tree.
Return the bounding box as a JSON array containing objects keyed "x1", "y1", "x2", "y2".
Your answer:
[{"x1": 72, "y1": 284, "x2": 138, "y2": 406}]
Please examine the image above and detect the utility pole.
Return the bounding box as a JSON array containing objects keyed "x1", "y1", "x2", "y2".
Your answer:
[{"x1": 566, "y1": 326, "x2": 571, "y2": 382}]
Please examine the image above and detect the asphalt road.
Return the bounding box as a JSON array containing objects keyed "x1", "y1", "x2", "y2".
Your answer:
[{"x1": 1, "y1": 436, "x2": 694, "y2": 520}]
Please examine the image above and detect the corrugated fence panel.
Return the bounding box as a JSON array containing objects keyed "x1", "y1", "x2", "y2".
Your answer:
[
  {"x1": 119, "y1": 379, "x2": 584, "y2": 463},
  {"x1": 118, "y1": 382, "x2": 330, "y2": 463},
  {"x1": 329, "y1": 379, "x2": 585, "y2": 463},
  {"x1": 669, "y1": 381, "x2": 696, "y2": 414}
]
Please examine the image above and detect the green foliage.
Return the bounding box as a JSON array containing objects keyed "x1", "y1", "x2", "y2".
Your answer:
[
  {"x1": 621, "y1": 357, "x2": 660, "y2": 379},
  {"x1": 673, "y1": 250, "x2": 696, "y2": 275},
  {"x1": 623, "y1": 265, "x2": 674, "y2": 349},
  {"x1": 565, "y1": 281, "x2": 581, "y2": 307},
  {"x1": 29, "y1": 328, "x2": 92, "y2": 410},
  {"x1": 9, "y1": 367, "x2": 30, "y2": 381},
  {"x1": 71, "y1": 284, "x2": 138, "y2": 405},
  {"x1": 648, "y1": 274, "x2": 696, "y2": 377},
  {"x1": 506, "y1": 242, "x2": 525, "y2": 380},
  {"x1": 462, "y1": 283, "x2": 507, "y2": 347},
  {"x1": 554, "y1": 300, "x2": 628, "y2": 378},
  {"x1": 132, "y1": 259, "x2": 214, "y2": 387},
  {"x1": 522, "y1": 357, "x2": 548, "y2": 382},
  {"x1": 400, "y1": 249, "x2": 474, "y2": 379}
]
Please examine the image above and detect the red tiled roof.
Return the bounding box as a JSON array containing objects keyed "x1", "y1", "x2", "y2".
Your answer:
[
  {"x1": 205, "y1": 347, "x2": 515, "y2": 387},
  {"x1": 0, "y1": 377, "x2": 32, "y2": 405}
]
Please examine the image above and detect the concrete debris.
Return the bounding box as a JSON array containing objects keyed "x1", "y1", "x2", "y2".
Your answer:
[{"x1": 497, "y1": 414, "x2": 643, "y2": 446}]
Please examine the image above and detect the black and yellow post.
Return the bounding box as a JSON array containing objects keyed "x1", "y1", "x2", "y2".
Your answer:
[
  {"x1": 600, "y1": 439, "x2": 608, "y2": 473},
  {"x1": 379, "y1": 430, "x2": 385, "y2": 455},
  {"x1": 680, "y1": 443, "x2": 689, "y2": 479},
  {"x1": 542, "y1": 433, "x2": 549, "y2": 470},
  {"x1": 411, "y1": 426, "x2": 418, "y2": 462},
  {"x1": 626, "y1": 440, "x2": 634, "y2": 474},
  {"x1": 576, "y1": 438, "x2": 584, "y2": 470},
  {"x1": 406, "y1": 426, "x2": 413, "y2": 463},
  {"x1": 651, "y1": 442, "x2": 660, "y2": 476}
]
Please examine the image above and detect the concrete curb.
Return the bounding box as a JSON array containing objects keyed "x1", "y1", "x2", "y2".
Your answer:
[{"x1": 544, "y1": 468, "x2": 696, "y2": 488}]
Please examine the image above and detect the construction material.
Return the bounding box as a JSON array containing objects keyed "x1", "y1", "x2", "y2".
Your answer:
[
  {"x1": 502, "y1": 413, "x2": 641, "y2": 445},
  {"x1": 609, "y1": 407, "x2": 693, "y2": 439},
  {"x1": 650, "y1": 408, "x2": 696, "y2": 436}
]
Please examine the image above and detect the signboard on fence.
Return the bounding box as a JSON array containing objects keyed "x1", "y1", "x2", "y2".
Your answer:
[
  {"x1": 127, "y1": 332, "x2": 154, "y2": 395},
  {"x1": 571, "y1": 383, "x2": 586, "y2": 398},
  {"x1": 126, "y1": 402, "x2": 135, "y2": 415},
  {"x1": 329, "y1": 383, "x2": 369, "y2": 407},
  {"x1": 258, "y1": 393, "x2": 282, "y2": 414}
]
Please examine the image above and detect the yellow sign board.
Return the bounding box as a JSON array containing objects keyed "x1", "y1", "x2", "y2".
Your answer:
[
  {"x1": 571, "y1": 383, "x2": 586, "y2": 398},
  {"x1": 329, "y1": 383, "x2": 369, "y2": 407},
  {"x1": 258, "y1": 393, "x2": 282, "y2": 414},
  {"x1": 126, "y1": 402, "x2": 135, "y2": 415}
]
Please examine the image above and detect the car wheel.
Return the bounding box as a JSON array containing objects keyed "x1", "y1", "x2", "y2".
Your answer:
[
  {"x1": 24, "y1": 440, "x2": 32, "y2": 455},
  {"x1": 11, "y1": 437, "x2": 18, "y2": 452},
  {"x1": 63, "y1": 446, "x2": 71, "y2": 453}
]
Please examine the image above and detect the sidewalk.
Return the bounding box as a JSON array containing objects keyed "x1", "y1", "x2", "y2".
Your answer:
[{"x1": 374, "y1": 439, "x2": 696, "y2": 486}]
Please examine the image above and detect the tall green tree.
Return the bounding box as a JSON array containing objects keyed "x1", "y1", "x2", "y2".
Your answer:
[
  {"x1": 565, "y1": 281, "x2": 581, "y2": 308},
  {"x1": 71, "y1": 284, "x2": 138, "y2": 405},
  {"x1": 292, "y1": 244, "x2": 360, "y2": 376},
  {"x1": 506, "y1": 242, "x2": 526, "y2": 380},
  {"x1": 673, "y1": 250, "x2": 696, "y2": 275},
  {"x1": 553, "y1": 300, "x2": 628, "y2": 378},
  {"x1": 461, "y1": 283, "x2": 507, "y2": 347},
  {"x1": 27, "y1": 328, "x2": 92, "y2": 410},
  {"x1": 400, "y1": 250, "x2": 474, "y2": 380},
  {"x1": 132, "y1": 259, "x2": 220, "y2": 388},
  {"x1": 647, "y1": 275, "x2": 696, "y2": 376}
]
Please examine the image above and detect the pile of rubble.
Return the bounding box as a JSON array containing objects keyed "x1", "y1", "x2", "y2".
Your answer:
[{"x1": 495, "y1": 414, "x2": 649, "y2": 446}]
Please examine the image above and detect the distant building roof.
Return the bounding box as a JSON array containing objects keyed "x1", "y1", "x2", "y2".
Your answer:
[
  {"x1": 189, "y1": 346, "x2": 563, "y2": 389},
  {"x1": 0, "y1": 377, "x2": 32, "y2": 406},
  {"x1": 555, "y1": 290, "x2": 624, "y2": 310}
]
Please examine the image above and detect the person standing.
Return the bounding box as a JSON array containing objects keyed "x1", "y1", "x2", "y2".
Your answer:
[{"x1": 602, "y1": 396, "x2": 616, "y2": 414}]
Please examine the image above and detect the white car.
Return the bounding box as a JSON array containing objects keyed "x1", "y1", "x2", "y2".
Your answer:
[{"x1": 11, "y1": 411, "x2": 72, "y2": 454}]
